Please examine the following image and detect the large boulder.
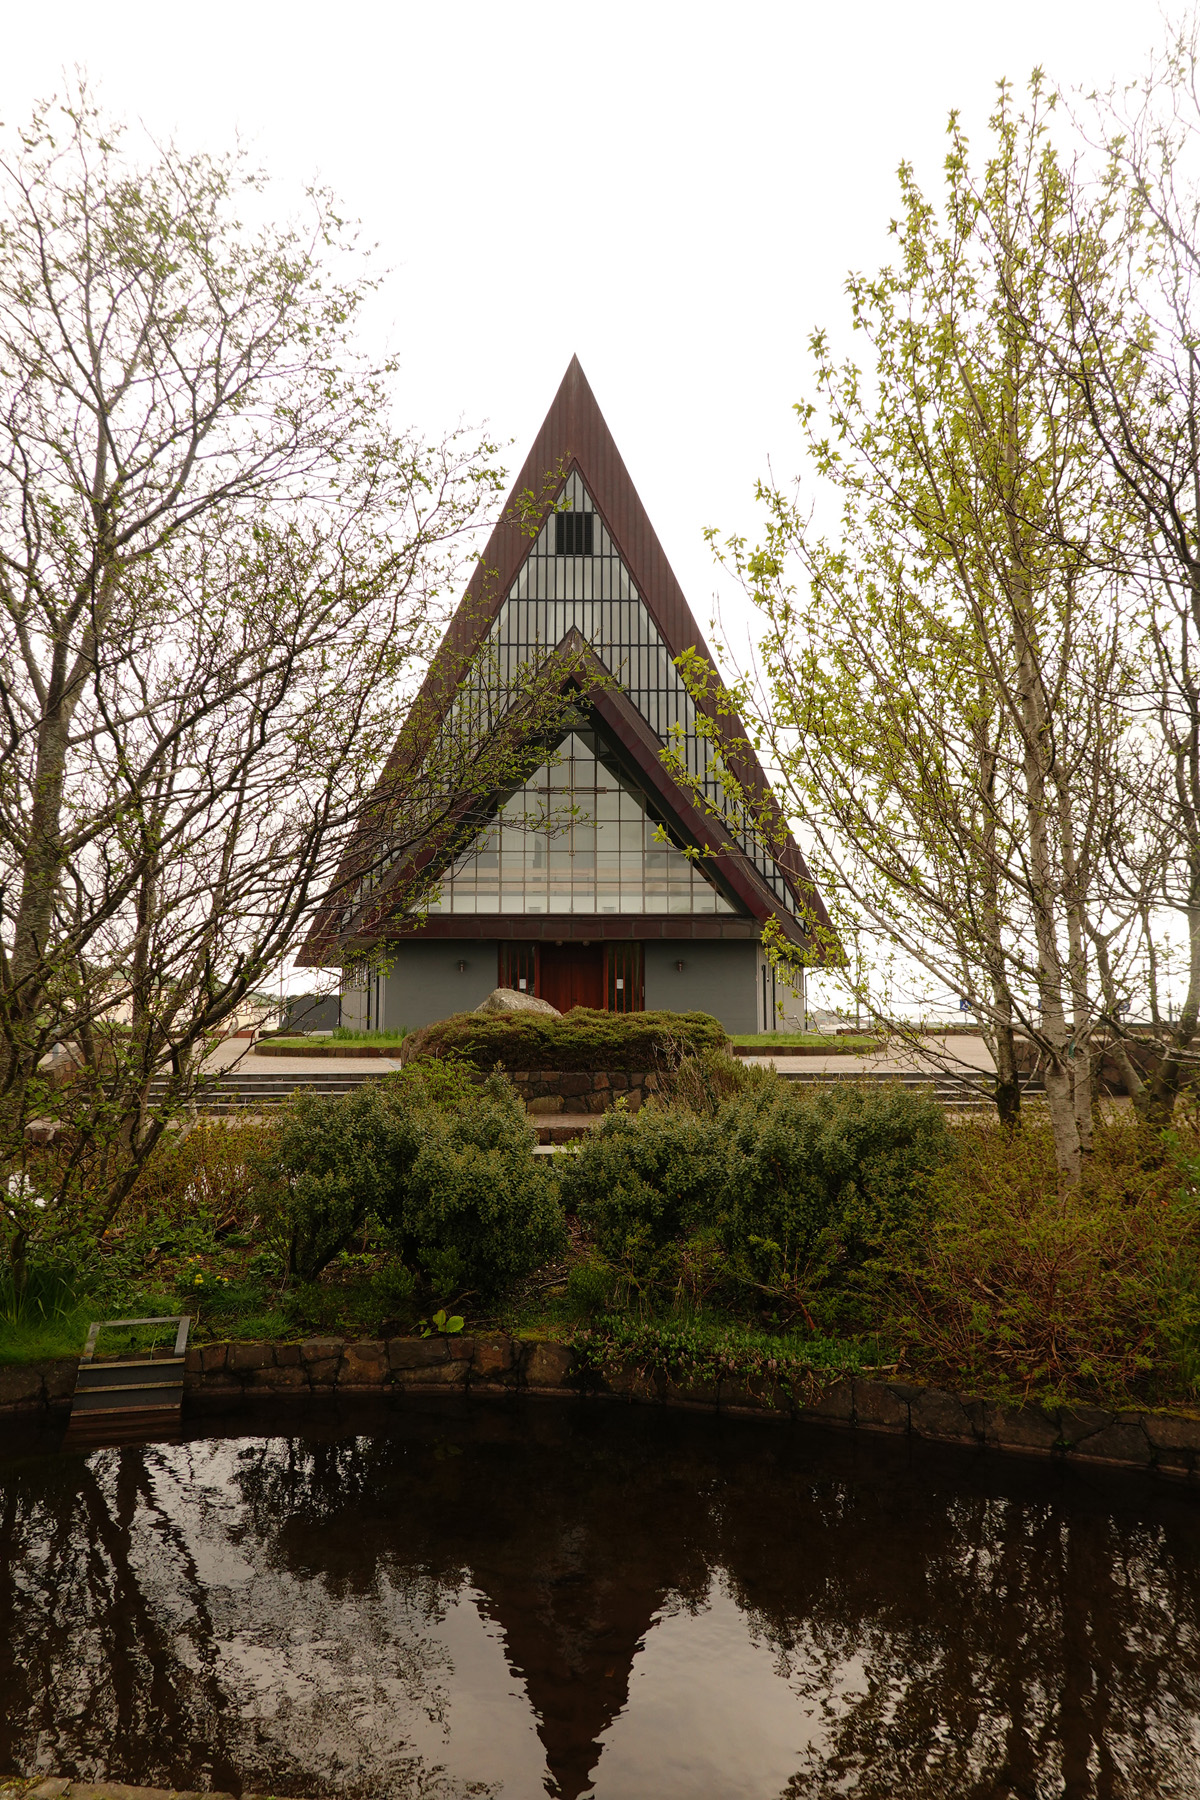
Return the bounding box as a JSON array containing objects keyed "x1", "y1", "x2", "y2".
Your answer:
[{"x1": 475, "y1": 986, "x2": 561, "y2": 1018}]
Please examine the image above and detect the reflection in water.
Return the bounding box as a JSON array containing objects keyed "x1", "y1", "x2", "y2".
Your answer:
[{"x1": 0, "y1": 1401, "x2": 1198, "y2": 1799}]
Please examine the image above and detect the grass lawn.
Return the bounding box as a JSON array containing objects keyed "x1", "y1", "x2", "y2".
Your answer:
[
  {"x1": 0, "y1": 1298, "x2": 184, "y2": 1365},
  {"x1": 262, "y1": 1029, "x2": 410, "y2": 1050},
  {"x1": 269, "y1": 1027, "x2": 886, "y2": 1055}
]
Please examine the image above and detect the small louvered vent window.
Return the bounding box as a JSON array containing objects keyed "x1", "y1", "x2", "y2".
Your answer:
[{"x1": 554, "y1": 511, "x2": 594, "y2": 556}]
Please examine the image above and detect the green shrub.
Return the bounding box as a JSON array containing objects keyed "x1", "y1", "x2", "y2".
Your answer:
[
  {"x1": 399, "y1": 1007, "x2": 728, "y2": 1072},
  {"x1": 249, "y1": 1085, "x2": 395, "y2": 1282},
  {"x1": 896, "y1": 1114, "x2": 1200, "y2": 1404},
  {"x1": 558, "y1": 1106, "x2": 725, "y2": 1258},
  {"x1": 381, "y1": 1057, "x2": 483, "y2": 1111},
  {"x1": 565, "y1": 1255, "x2": 620, "y2": 1319},
  {"x1": 375, "y1": 1073, "x2": 566, "y2": 1302},
  {"x1": 251, "y1": 1064, "x2": 565, "y2": 1303},
  {"x1": 126, "y1": 1118, "x2": 264, "y2": 1233},
  {"x1": 573, "y1": 1313, "x2": 884, "y2": 1389},
  {"x1": 370, "y1": 1257, "x2": 420, "y2": 1326},
  {"x1": 560, "y1": 1078, "x2": 953, "y2": 1322},
  {"x1": 656, "y1": 1046, "x2": 773, "y2": 1115},
  {"x1": 280, "y1": 1258, "x2": 419, "y2": 1337},
  {"x1": 719, "y1": 1080, "x2": 953, "y2": 1312}
]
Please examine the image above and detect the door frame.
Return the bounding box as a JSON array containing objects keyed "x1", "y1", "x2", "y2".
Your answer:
[{"x1": 497, "y1": 940, "x2": 645, "y2": 1011}]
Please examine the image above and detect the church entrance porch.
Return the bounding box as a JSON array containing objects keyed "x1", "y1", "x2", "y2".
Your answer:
[{"x1": 499, "y1": 940, "x2": 646, "y2": 1014}]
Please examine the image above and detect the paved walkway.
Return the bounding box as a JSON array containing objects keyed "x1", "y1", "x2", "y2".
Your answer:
[
  {"x1": 740, "y1": 1033, "x2": 998, "y2": 1078},
  {"x1": 202, "y1": 1032, "x2": 998, "y2": 1082},
  {"x1": 200, "y1": 1039, "x2": 404, "y2": 1076}
]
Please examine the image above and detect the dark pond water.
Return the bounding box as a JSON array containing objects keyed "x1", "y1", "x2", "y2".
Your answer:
[{"x1": 1, "y1": 1400, "x2": 1198, "y2": 1800}]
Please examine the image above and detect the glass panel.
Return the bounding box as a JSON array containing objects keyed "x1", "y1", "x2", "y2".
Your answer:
[
  {"x1": 428, "y1": 729, "x2": 738, "y2": 915},
  {"x1": 403, "y1": 467, "x2": 790, "y2": 918},
  {"x1": 607, "y1": 942, "x2": 644, "y2": 1012}
]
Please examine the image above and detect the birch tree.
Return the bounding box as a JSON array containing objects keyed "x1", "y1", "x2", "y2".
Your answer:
[
  {"x1": 1033, "y1": 25, "x2": 1200, "y2": 1125},
  {"x1": 0, "y1": 86, "x2": 510, "y2": 1264},
  {"x1": 704, "y1": 81, "x2": 1151, "y2": 1176}
]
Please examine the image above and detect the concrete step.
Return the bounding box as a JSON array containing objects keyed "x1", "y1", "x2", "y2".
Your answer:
[
  {"x1": 769, "y1": 1069, "x2": 1047, "y2": 1116},
  {"x1": 776, "y1": 1067, "x2": 1045, "y2": 1097},
  {"x1": 148, "y1": 1069, "x2": 384, "y2": 1112},
  {"x1": 533, "y1": 1113, "x2": 604, "y2": 1145},
  {"x1": 150, "y1": 1064, "x2": 1036, "y2": 1119}
]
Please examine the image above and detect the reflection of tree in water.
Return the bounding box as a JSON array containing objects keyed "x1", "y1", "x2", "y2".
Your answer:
[
  {"x1": 0, "y1": 1444, "x2": 246, "y2": 1791},
  {"x1": 223, "y1": 1413, "x2": 1200, "y2": 1800},
  {"x1": 715, "y1": 1468, "x2": 1200, "y2": 1800},
  {"x1": 0, "y1": 1437, "x2": 473, "y2": 1798},
  {"x1": 1, "y1": 1408, "x2": 1198, "y2": 1800}
]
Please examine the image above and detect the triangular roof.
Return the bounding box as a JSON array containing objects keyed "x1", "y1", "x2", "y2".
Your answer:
[{"x1": 298, "y1": 357, "x2": 834, "y2": 966}]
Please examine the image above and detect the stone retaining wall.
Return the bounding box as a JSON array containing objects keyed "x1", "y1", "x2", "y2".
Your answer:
[
  {"x1": 487, "y1": 1069, "x2": 662, "y2": 1115},
  {"x1": 4, "y1": 1335, "x2": 1200, "y2": 1477}
]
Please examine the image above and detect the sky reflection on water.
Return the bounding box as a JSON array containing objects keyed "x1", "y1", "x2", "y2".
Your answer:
[{"x1": 1, "y1": 1400, "x2": 1198, "y2": 1799}]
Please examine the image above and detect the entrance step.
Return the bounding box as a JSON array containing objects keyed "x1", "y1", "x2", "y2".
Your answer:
[
  {"x1": 151, "y1": 1064, "x2": 1034, "y2": 1121},
  {"x1": 533, "y1": 1112, "x2": 605, "y2": 1145}
]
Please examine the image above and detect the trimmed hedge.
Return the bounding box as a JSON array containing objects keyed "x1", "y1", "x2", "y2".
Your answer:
[{"x1": 399, "y1": 1007, "x2": 729, "y2": 1072}]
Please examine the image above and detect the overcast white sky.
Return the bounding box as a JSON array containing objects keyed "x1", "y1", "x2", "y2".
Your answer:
[
  {"x1": 0, "y1": 2, "x2": 1177, "y2": 1007},
  {"x1": 1, "y1": 0, "x2": 1168, "y2": 618}
]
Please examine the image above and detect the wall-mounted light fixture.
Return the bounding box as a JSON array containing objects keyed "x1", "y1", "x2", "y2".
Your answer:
[
  {"x1": 456, "y1": 959, "x2": 467, "y2": 973},
  {"x1": 676, "y1": 959, "x2": 685, "y2": 973}
]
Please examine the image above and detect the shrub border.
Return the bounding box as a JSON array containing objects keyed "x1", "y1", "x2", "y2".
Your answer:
[{"x1": 3, "y1": 1336, "x2": 1199, "y2": 1478}]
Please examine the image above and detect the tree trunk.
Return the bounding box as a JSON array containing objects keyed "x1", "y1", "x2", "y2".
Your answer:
[
  {"x1": 1134, "y1": 880, "x2": 1200, "y2": 1128},
  {"x1": 992, "y1": 1018, "x2": 1023, "y2": 1129},
  {"x1": 976, "y1": 694, "x2": 1023, "y2": 1130},
  {"x1": 998, "y1": 281, "x2": 1083, "y2": 1180}
]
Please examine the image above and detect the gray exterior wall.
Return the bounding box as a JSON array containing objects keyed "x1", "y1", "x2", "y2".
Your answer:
[
  {"x1": 283, "y1": 992, "x2": 341, "y2": 1033},
  {"x1": 758, "y1": 951, "x2": 807, "y2": 1032},
  {"x1": 644, "y1": 940, "x2": 759, "y2": 1034},
  {"x1": 378, "y1": 940, "x2": 499, "y2": 1031},
  {"x1": 342, "y1": 937, "x2": 791, "y2": 1036},
  {"x1": 339, "y1": 982, "x2": 367, "y2": 1032}
]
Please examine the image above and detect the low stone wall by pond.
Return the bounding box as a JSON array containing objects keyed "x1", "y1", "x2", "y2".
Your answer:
[
  {"x1": 3, "y1": 1335, "x2": 1200, "y2": 1479},
  {"x1": 5, "y1": 1777, "x2": 292, "y2": 1800}
]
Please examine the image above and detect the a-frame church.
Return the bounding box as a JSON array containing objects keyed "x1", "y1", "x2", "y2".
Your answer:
[{"x1": 298, "y1": 359, "x2": 833, "y2": 1034}]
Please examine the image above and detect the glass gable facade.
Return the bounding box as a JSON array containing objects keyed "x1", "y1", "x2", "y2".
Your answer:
[
  {"x1": 436, "y1": 471, "x2": 792, "y2": 909},
  {"x1": 428, "y1": 730, "x2": 736, "y2": 915}
]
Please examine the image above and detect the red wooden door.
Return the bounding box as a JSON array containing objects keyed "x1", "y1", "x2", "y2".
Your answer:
[{"x1": 539, "y1": 944, "x2": 604, "y2": 1012}]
